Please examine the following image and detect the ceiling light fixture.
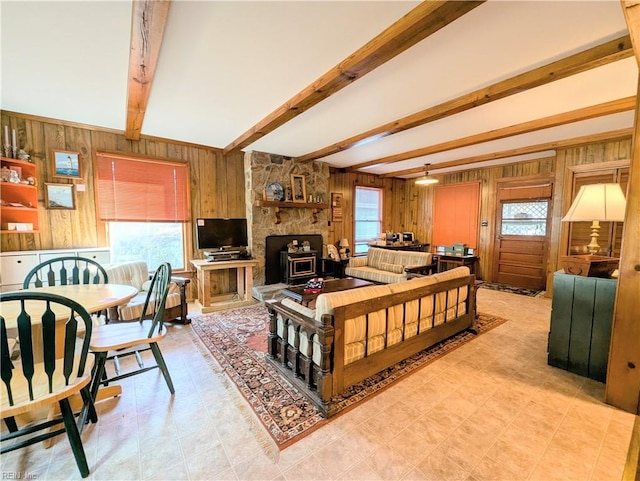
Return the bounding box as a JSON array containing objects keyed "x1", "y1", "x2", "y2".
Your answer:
[{"x1": 415, "y1": 164, "x2": 439, "y2": 185}]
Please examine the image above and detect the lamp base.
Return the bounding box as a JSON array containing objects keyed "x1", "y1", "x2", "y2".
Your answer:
[{"x1": 560, "y1": 255, "x2": 619, "y2": 278}]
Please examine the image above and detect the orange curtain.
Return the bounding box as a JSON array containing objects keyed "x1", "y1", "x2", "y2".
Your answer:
[
  {"x1": 432, "y1": 182, "x2": 480, "y2": 249},
  {"x1": 95, "y1": 152, "x2": 190, "y2": 222}
]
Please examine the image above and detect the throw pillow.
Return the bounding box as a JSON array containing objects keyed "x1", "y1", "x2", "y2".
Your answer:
[{"x1": 379, "y1": 262, "x2": 404, "y2": 274}]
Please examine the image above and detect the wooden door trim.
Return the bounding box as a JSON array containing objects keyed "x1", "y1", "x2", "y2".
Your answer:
[
  {"x1": 567, "y1": 159, "x2": 630, "y2": 173},
  {"x1": 560, "y1": 164, "x2": 630, "y2": 257},
  {"x1": 492, "y1": 177, "x2": 554, "y2": 285}
]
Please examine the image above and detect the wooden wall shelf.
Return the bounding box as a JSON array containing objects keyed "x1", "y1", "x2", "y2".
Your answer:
[
  {"x1": 253, "y1": 199, "x2": 330, "y2": 224},
  {"x1": 1, "y1": 156, "x2": 39, "y2": 233}
]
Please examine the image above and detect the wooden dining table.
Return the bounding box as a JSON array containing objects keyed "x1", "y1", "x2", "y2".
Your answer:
[
  {"x1": 0, "y1": 283, "x2": 138, "y2": 393},
  {"x1": 0, "y1": 283, "x2": 138, "y2": 443}
]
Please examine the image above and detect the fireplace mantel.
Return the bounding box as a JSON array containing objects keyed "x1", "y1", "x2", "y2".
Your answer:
[{"x1": 254, "y1": 199, "x2": 330, "y2": 224}]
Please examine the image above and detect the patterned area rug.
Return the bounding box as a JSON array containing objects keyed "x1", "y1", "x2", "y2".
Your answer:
[
  {"x1": 190, "y1": 304, "x2": 507, "y2": 450},
  {"x1": 477, "y1": 281, "x2": 544, "y2": 297}
]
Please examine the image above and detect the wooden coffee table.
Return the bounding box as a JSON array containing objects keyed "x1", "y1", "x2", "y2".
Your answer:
[{"x1": 281, "y1": 277, "x2": 373, "y2": 306}]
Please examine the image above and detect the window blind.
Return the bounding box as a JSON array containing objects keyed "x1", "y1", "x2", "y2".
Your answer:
[
  {"x1": 95, "y1": 152, "x2": 190, "y2": 222},
  {"x1": 432, "y1": 182, "x2": 480, "y2": 249}
]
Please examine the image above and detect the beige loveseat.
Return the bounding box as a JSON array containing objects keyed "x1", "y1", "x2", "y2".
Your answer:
[
  {"x1": 344, "y1": 247, "x2": 435, "y2": 284},
  {"x1": 105, "y1": 261, "x2": 190, "y2": 324},
  {"x1": 266, "y1": 266, "x2": 476, "y2": 416}
]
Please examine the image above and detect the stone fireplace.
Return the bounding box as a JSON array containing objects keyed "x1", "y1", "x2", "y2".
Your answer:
[{"x1": 244, "y1": 151, "x2": 329, "y2": 285}]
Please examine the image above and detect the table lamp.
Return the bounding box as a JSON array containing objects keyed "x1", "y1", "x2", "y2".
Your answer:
[{"x1": 562, "y1": 183, "x2": 626, "y2": 255}]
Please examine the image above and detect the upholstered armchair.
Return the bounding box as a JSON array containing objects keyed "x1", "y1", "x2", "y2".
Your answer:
[{"x1": 105, "y1": 261, "x2": 190, "y2": 324}]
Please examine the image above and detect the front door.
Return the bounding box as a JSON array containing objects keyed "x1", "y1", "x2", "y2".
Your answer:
[{"x1": 492, "y1": 183, "x2": 553, "y2": 290}]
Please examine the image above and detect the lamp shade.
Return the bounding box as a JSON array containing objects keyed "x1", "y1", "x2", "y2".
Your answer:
[
  {"x1": 340, "y1": 238, "x2": 349, "y2": 248},
  {"x1": 415, "y1": 176, "x2": 439, "y2": 185},
  {"x1": 562, "y1": 183, "x2": 626, "y2": 222}
]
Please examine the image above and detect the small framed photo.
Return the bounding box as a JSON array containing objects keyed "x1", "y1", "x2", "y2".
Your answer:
[
  {"x1": 291, "y1": 174, "x2": 307, "y2": 203},
  {"x1": 45, "y1": 183, "x2": 75, "y2": 210},
  {"x1": 51, "y1": 150, "x2": 81, "y2": 178}
]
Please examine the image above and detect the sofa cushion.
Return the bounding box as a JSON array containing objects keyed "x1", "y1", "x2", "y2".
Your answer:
[
  {"x1": 315, "y1": 284, "x2": 392, "y2": 365},
  {"x1": 315, "y1": 284, "x2": 392, "y2": 322},
  {"x1": 346, "y1": 248, "x2": 433, "y2": 284},
  {"x1": 387, "y1": 276, "x2": 438, "y2": 336},
  {"x1": 431, "y1": 266, "x2": 470, "y2": 312},
  {"x1": 347, "y1": 256, "x2": 369, "y2": 268},
  {"x1": 344, "y1": 266, "x2": 407, "y2": 284}
]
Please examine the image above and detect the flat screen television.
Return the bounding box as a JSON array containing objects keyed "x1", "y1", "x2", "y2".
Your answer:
[{"x1": 196, "y1": 218, "x2": 248, "y2": 250}]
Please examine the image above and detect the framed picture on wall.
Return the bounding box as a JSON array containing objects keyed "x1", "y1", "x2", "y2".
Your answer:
[
  {"x1": 51, "y1": 150, "x2": 81, "y2": 179},
  {"x1": 331, "y1": 192, "x2": 343, "y2": 222},
  {"x1": 291, "y1": 174, "x2": 306, "y2": 203},
  {"x1": 45, "y1": 183, "x2": 75, "y2": 209}
]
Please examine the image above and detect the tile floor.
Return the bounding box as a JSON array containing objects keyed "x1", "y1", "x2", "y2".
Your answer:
[{"x1": 1, "y1": 288, "x2": 635, "y2": 481}]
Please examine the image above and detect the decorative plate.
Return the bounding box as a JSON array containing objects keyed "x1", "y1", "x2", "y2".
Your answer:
[{"x1": 266, "y1": 182, "x2": 284, "y2": 201}]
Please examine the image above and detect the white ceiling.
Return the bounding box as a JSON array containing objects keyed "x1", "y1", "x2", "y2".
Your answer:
[{"x1": 1, "y1": 1, "x2": 637, "y2": 178}]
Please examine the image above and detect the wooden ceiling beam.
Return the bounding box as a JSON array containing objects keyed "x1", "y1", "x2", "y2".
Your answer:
[
  {"x1": 383, "y1": 128, "x2": 633, "y2": 177},
  {"x1": 379, "y1": 96, "x2": 636, "y2": 177},
  {"x1": 223, "y1": 1, "x2": 484, "y2": 154},
  {"x1": 125, "y1": 0, "x2": 171, "y2": 141},
  {"x1": 312, "y1": 34, "x2": 633, "y2": 167}
]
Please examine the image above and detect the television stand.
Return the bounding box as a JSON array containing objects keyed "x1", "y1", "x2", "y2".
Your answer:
[{"x1": 190, "y1": 258, "x2": 259, "y2": 312}]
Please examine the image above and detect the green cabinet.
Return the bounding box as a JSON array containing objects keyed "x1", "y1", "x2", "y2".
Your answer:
[{"x1": 547, "y1": 273, "x2": 617, "y2": 382}]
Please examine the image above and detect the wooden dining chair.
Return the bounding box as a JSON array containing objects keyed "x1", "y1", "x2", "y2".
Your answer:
[
  {"x1": 0, "y1": 291, "x2": 97, "y2": 479},
  {"x1": 89, "y1": 262, "x2": 175, "y2": 398},
  {"x1": 23, "y1": 256, "x2": 110, "y2": 327},
  {"x1": 23, "y1": 256, "x2": 109, "y2": 289}
]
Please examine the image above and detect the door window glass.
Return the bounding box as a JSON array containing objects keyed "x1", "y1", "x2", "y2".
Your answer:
[{"x1": 501, "y1": 201, "x2": 548, "y2": 236}]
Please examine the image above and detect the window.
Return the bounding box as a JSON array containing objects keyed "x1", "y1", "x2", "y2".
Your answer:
[
  {"x1": 95, "y1": 153, "x2": 190, "y2": 270},
  {"x1": 107, "y1": 222, "x2": 185, "y2": 269},
  {"x1": 500, "y1": 201, "x2": 548, "y2": 236},
  {"x1": 354, "y1": 186, "x2": 383, "y2": 254}
]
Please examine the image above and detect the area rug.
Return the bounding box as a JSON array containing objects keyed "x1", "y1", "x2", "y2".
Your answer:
[
  {"x1": 189, "y1": 304, "x2": 507, "y2": 450},
  {"x1": 477, "y1": 281, "x2": 544, "y2": 297}
]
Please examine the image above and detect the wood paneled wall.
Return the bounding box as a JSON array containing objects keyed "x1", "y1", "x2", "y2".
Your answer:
[
  {"x1": 0, "y1": 110, "x2": 246, "y2": 298},
  {"x1": 3, "y1": 109, "x2": 631, "y2": 294},
  {"x1": 327, "y1": 170, "x2": 407, "y2": 247},
  {"x1": 329, "y1": 138, "x2": 631, "y2": 284}
]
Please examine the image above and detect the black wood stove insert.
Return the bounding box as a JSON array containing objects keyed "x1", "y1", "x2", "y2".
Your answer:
[{"x1": 265, "y1": 234, "x2": 323, "y2": 285}]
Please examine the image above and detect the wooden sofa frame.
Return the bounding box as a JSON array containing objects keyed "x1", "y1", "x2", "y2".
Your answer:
[{"x1": 266, "y1": 274, "x2": 476, "y2": 417}]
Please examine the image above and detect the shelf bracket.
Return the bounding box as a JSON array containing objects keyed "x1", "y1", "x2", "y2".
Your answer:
[
  {"x1": 274, "y1": 207, "x2": 282, "y2": 224},
  {"x1": 311, "y1": 209, "x2": 320, "y2": 224}
]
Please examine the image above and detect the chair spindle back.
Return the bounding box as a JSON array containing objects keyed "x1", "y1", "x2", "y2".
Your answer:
[
  {"x1": 141, "y1": 263, "x2": 172, "y2": 338},
  {"x1": 0, "y1": 291, "x2": 93, "y2": 407},
  {"x1": 23, "y1": 256, "x2": 108, "y2": 289}
]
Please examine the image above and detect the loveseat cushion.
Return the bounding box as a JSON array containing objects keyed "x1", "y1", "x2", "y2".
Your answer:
[
  {"x1": 344, "y1": 266, "x2": 407, "y2": 284},
  {"x1": 345, "y1": 248, "x2": 433, "y2": 284},
  {"x1": 367, "y1": 247, "x2": 432, "y2": 270},
  {"x1": 106, "y1": 261, "x2": 148, "y2": 290},
  {"x1": 105, "y1": 261, "x2": 181, "y2": 321},
  {"x1": 379, "y1": 262, "x2": 404, "y2": 274}
]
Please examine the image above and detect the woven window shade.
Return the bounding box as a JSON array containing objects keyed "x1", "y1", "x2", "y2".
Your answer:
[{"x1": 95, "y1": 153, "x2": 190, "y2": 222}]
